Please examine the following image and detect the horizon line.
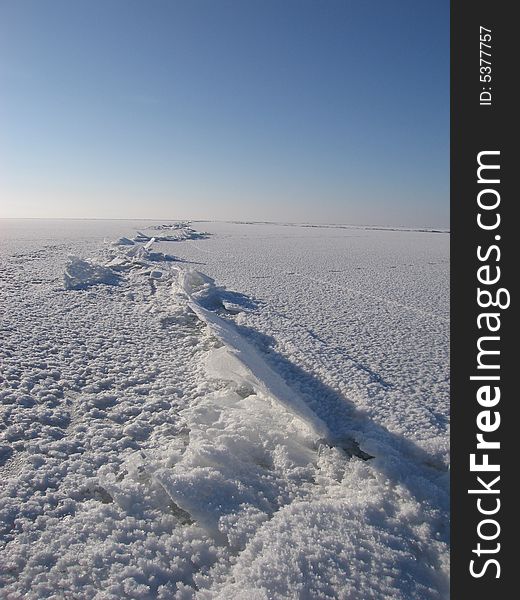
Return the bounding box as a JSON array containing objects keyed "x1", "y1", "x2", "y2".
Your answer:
[{"x1": 0, "y1": 216, "x2": 450, "y2": 232}]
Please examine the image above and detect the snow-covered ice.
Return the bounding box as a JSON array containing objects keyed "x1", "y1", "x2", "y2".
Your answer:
[
  {"x1": 64, "y1": 256, "x2": 121, "y2": 290},
  {"x1": 0, "y1": 219, "x2": 449, "y2": 599},
  {"x1": 134, "y1": 223, "x2": 210, "y2": 243}
]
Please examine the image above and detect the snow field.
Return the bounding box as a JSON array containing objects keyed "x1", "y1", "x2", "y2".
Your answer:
[{"x1": 0, "y1": 220, "x2": 449, "y2": 599}]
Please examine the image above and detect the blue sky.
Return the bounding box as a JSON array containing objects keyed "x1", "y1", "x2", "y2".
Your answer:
[{"x1": 0, "y1": 0, "x2": 449, "y2": 227}]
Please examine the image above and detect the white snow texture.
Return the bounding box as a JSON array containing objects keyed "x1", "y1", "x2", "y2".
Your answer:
[{"x1": 0, "y1": 219, "x2": 449, "y2": 599}]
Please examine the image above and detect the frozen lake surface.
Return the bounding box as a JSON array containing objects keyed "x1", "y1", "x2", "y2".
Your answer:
[{"x1": 0, "y1": 219, "x2": 449, "y2": 599}]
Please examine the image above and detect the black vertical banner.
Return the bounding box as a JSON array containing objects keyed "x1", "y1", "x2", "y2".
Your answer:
[{"x1": 451, "y1": 1, "x2": 515, "y2": 597}]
